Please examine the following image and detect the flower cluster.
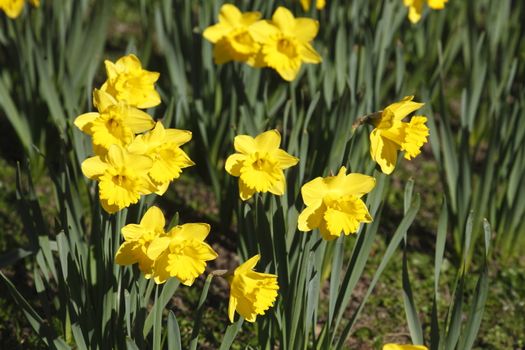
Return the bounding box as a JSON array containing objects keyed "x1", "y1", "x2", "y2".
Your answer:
[
  {"x1": 76, "y1": 54, "x2": 281, "y2": 324},
  {"x1": 203, "y1": 4, "x2": 322, "y2": 81},
  {"x1": 116, "y1": 206, "x2": 218, "y2": 286},
  {"x1": 115, "y1": 207, "x2": 278, "y2": 323},
  {"x1": 403, "y1": 0, "x2": 448, "y2": 23},
  {"x1": 0, "y1": 0, "x2": 38, "y2": 19},
  {"x1": 75, "y1": 54, "x2": 193, "y2": 213}
]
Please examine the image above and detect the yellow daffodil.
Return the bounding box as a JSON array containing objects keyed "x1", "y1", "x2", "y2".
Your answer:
[
  {"x1": 225, "y1": 129, "x2": 299, "y2": 200},
  {"x1": 74, "y1": 89, "x2": 155, "y2": 154},
  {"x1": 101, "y1": 54, "x2": 161, "y2": 109},
  {"x1": 81, "y1": 144, "x2": 156, "y2": 213},
  {"x1": 227, "y1": 254, "x2": 279, "y2": 323},
  {"x1": 0, "y1": 0, "x2": 24, "y2": 18},
  {"x1": 300, "y1": 0, "x2": 326, "y2": 11},
  {"x1": 202, "y1": 4, "x2": 262, "y2": 66},
  {"x1": 28, "y1": 0, "x2": 38, "y2": 6},
  {"x1": 128, "y1": 122, "x2": 194, "y2": 195},
  {"x1": 298, "y1": 166, "x2": 375, "y2": 240},
  {"x1": 249, "y1": 7, "x2": 322, "y2": 81},
  {"x1": 147, "y1": 223, "x2": 218, "y2": 285},
  {"x1": 383, "y1": 344, "x2": 428, "y2": 350},
  {"x1": 404, "y1": 0, "x2": 448, "y2": 23},
  {"x1": 369, "y1": 96, "x2": 429, "y2": 174},
  {"x1": 115, "y1": 206, "x2": 166, "y2": 277}
]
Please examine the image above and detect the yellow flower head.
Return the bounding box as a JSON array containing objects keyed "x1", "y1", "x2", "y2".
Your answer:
[
  {"x1": 74, "y1": 89, "x2": 155, "y2": 154},
  {"x1": 369, "y1": 96, "x2": 429, "y2": 174},
  {"x1": 128, "y1": 122, "x2": 194, "y2": 195},
  {"x1": 250, "y1": 7, "x2": 322, "y2": 81},
  {"x1": 383, "y1": 344, "x2": 428, "y2": 350},
  {"x1": 101, "y1": 54, "x2": 161, "y2": 109},
  {"x1": 404, "y1": 0, "x2": 448, "y2": 23},
  {"x1": 227, "y1": 254, "x2": 279, "y2": 323},
  {"x1": 115, "y1": 206, "x2": 166, "y2": 277},
  {"x1": 300, "y1": 0, "x2": 326, "y2": 12},
  {"x1": 81, "y1": 144, "x2": 156, "y2": 213},
  {"x1": 0, "y1": 0, "x2": 25, "y2": 18},
  {"x1": 225, "y1": 129, "x2": 299, "y2": 200},
  {"x1": 147, "y1": 223, "x2": 218, "y2": 285},
  {"x1": 202, "y1": 4, "x2": 262, "y2": 66},
  {"x1": 298, "y1": 167, "x2": 375, "y2": 240}
]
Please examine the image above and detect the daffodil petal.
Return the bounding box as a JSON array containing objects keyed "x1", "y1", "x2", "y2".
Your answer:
[
  {"x1": 255, "y1": 130, "x2": 281, "y2": 152},
  {"x1": 81, "y1": 156, "x2": 108, "y2": 179},
  {"x1": 171, "y1": 223, "x2": 211, "y2": 241},
  {"x1": 74, "y1": 112, "x2": 99, "y2": 132},
  {"x1": 342, "y1": 174, "x2": 376, "y2": 197},
  {"x1": 272, "y1": 149, "x2": 299, "y2": 169},
  {"x1": 225, "y1": 153, "x2": 246, "y2": 176},
  {"x1": 140, "y1": 206, "x2": 165, "y2": 232},
  {"x1": 370, "y1": 129, "x2": 398, "y2": 175},
  {"x1": 272, "y1": 7, "x2": 296, "y2": 34},
  {"x1": 234, "y1": 135, "x2": 257, "y2": 154},
  {"x1": 147, "y1": 237, "x2": 171, "y2": 260},
  {"x1": 121, "y1": 224, "x2": 146, "y2": 241},
  {"x1": 115, "y1": 241, "x2": 140, "y2": 265},
  {"x1": 301, "y1": 177, "x2": 328, "y2": 206},
  {"x1": 293, "y1": 18, "x2": 319, "y2": 42},
  {"x1": 297, "y1": 202, "x2": 324, "y2": 232}
]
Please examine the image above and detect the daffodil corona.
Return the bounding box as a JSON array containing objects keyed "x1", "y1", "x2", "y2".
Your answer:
[
  {"x1": 225, "y1": 129, "x2": 299, "y2": 200},
  {"x1": 250, "y1": 7, "x2": 322, "y2": 81},
  {"x1": 147, "y1": 223, "x2": 218, "y2": 285},
  {"x1": 403, "y1": 0, "x2": 448, "y2": 23},
  {"x1": 227, "y1": 254, "x2": 279, "y2": 323},
  {"x1": 101, "y1": 54, "x2": 161, "y2": 109},
  {"x1": 369, "y1": 96, "x2": 429, "y2": 174},
  {"x1": 298, "y1": 167, "x2": 375, "y2": 240},
  {"x1": 115, "y1": 206, "x2": 167, "y2": 277},
  {"x1": 202, "y1": 4, "x2": 262, "y2": 66}
]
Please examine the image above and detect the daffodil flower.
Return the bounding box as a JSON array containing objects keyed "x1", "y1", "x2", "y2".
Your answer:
[
  {"x1": 81, "y1": 144, "x2": 156, "y2": 213},
  {"x1": 202, "y1": 4, "x2": 263, "y2": 66},
  {"x1": 0, "y1": 0, "x2": 25, "y2": 18},
  {"x1": 404, "y1": 0, "x2": 448, "y2": 23},
  {"x1": 74, "y1": 89, "x2": 155, "y2": 154},
  {"x1": 225, "y1": 129, "x2": 299, "y2": 200},
  {"x1": 115, "y1": 206, "x2": 166, "y2": 277},
  {"x1": 147, "y1": 223, "x2": 218, "y2": 285},
  {"x1": 250, "y1": 6, "x2": 322, "y2": 81},
  {"x1": 300, "y1": 0, "x2": 326, "y2": 12},
  {"x1": 227, "y1": 254, "x2": 279, "y2": 323},
  {"x1": 101, "y1": 54, "x2": 161, "y2": 109},
  {"x1": 298, "y1": 166, "x2": 375, "y2": 240},
  {"x1": 383, "y1": 344, "x2": 428, "y2": 350},
  {"x1": 369, "y1": 96, "x2": 429, "y2": 174},
  {"x1": 127, "y1": 122, "x2": 194, "y2": 195}
]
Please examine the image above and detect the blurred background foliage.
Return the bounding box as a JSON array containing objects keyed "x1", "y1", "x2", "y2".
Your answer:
[{"x1": 0, "y1": 0, "x2": 524, "y2": 349}]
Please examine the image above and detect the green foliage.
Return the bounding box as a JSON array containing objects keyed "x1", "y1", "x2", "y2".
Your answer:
[{"x1": 1, "y1": 0, "x2": 522, "y2": 349}]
